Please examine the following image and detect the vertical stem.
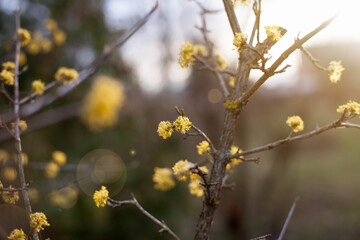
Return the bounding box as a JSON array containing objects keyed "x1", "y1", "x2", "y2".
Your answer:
[{"x1": 14, "y1": 9, "x2": 39, "y2": 240}]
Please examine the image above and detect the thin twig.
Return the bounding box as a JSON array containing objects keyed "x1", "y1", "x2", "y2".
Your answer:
[
  {"x1": 249, "y1": 233, "x2": 272, "y2": 240},
  {"x1": 278, "y1": 197, "x2": 300, "y2": 240},
  {"x1": 240, "y1": 15, "x2": 337, "y2": 105},
  {"x1": 1, "y1": 83, "x2": 14, "y2": 104},
  {"x1": 340, "y1": 122, "x2": 360, "y2": 129},
  {"x1": 191, "y1": 124, "x2": 217, "y2": 154},
  {"x1": 19, "y1": 80, "x2": 58, "y2": 105},
  {"x1": 249, "y1": 0, "x2": 261, "y2": 46},
  {"x1": 299, "y1": 46, "x2": 329, "y2": 72},
  {"x1": 13, "y1": 8, "x2": 39, "y2": 240},
  {"x1": 107, "y1": 194, "x2": 180, "y2": 240},
  {"x1": 197, "y1": 9, "x2": 229, "y2": 97},
  {"x1": 233, "y1": 113, "x2": 346, "y2": 158}
]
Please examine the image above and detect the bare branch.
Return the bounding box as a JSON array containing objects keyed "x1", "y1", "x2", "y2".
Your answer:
[
  {"x1": 240, "y1": 15, "x2": 337, "y2": 105},
  {"x1": 197, "y1": 10, "x2": 229, "y2": 97},
  {"x1": 278, "y1": 197, "x2": 300, "y2": 240},
  {"x1": 0, "y1": 83, "x2": 14, "y2": 104},
  {"x1": 249, "y1": 0, "x2": 262, "y2": 46},
  {"x1": 340, "y1": 122, "x2": 360, "y2": 129},
  {"x1": 222, "y1": 0, "x2": 241, "y2": 36},
  {"x1": 235, "y1": 113, "x2": 346, "y2": 158},
  {"x1": 19, "y1": 80, "x2": 58, "y2": 105},
  {"x1": 300, "y1": 46, "x2": 329, "y2": 72},
  {"x1": 250, "y1": 233, "x2": 272, "y2": 240},
  {"x1": 191, "y1": 124, "x2": 217, "y2": 154},
  {"x1": 107, "y1": 194, "x2": 180, "y2": 240},
  {"x1": 13, "y1": 8, "x2": 39, "y2": 240}
]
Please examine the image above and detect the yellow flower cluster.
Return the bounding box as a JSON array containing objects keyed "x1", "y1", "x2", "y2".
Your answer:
[
  {"x1": 197, "y1": 141, "x2": 210, "y2": 155},
  {"x1": 157, "y1": 121, "x2": 173, "y2": 139},
  {"x1": 32, "y1": 80, "x2": 45, "y2": 95},
  {"x1": 152, "y1": 168, "x2": 175, "y2": 191},
  {"x1": 30, "y1": 212, "x2": 50, "y2": 232},
  {"x1": 229, "y1": 76, "x2": 236, "y2": 87},
  {"x1": 188, "y1": 166, "x2": 209, "y2": 197},
  {"x1": 286, "y1": 115, "x2": 304, "y2": 133},
  {"x1": 173, "y1": 116, "x2": 192, "y2": 134},
  {"x1": 1, "y1": 167, "x2": 18, "y2": 181},
  {"x1": 7, "y1": 229, "x2": 26, "y2": 240},
  {"x1": 328, "y1": 61, "x2": 345, "y2": 83},
  {"x1": 172, "y1": 160, "x2": 194, "y2": 181},
  {"x1": 54, "y1": 67, "x2": 78, "y2": 84},
  {"x1": 81, "y1": 75, "x2": 125, "y2": 131},
  {"x1": 2, "y1": 185, "x2": 19, "y2": 204},
  {"x1": 52, "y1": 150, "x2": 67, "y2": 165},
  {"x1": 93, "y1": 186, "x2": 109, "y2": 207},
  {"x1": 233, "y1": 32, "x2": 248, "y2": 53},
  {"x1": 336, "y1": 100, "x2": 360, "y2": 117},
  {"x1": 2, "y1": 61, "x2": 15, "y2": 72},
  {"x1": 194, "y1": 44, "x2": 207, "y2": 57},
  {"x1": 0, "y1": 149, "x2": 9, "y2": 165},
  {"x1": 215, "y1": 51, "x2": 228, "y2": 70},
  {"x1": 17, "y1": 28, "x2": 31, "y2": 47},
  {"x1": 0, "y1": 68, "x2": 14, "y2": 85},
  {"x1": 178, "y1": 41, "x2": 195, "y2": 68},
  {"x1": 264, "y1": 25, "x2": 282, "y2": 41},
  {"x1": 157, "y1": 116, "x2": 192, "y2": 138},
  {"x1": 26, "y1": 31, "x2": 54, "y2": 55},
  {"x1": 44, "y1": 150, "x2": 67, "y2": 178},
  {"x1": 225, "y1": 100, "x2": 238, "y2": 109},
  {"x1": 226, "y1": 146, "x2": 244, "y2": 171},
  {"x1": 44, "y1": 18, "x2": 67, "y2": 46},
  {"x1": 11, "y1": 120, "x2": 28, "y2": 133},
  {"x1": 232, "y1": 0, "x2": 252, "y2": 7}
]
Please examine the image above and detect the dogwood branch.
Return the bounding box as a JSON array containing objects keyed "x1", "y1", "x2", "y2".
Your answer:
[{"x1": 107, "y1": 194, "x2": 180, "y2": 240}]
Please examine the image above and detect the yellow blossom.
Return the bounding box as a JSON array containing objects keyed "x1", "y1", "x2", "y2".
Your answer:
[
  {"x1": 0, "y1": 149, "x2": 9, "y2": 165},
  {"x1": 2, "y1": 61, "x2": 15, "y2": 72},
  {"x1": 188, "y1": 166, "x2": 209, "y2": 197},
  {"x1": 172, "y1": 160, "x2": 194, "y2": 181},
  {"x1": 2, "y1": 186, "x2": 19, "y2": 204},
  {"x1": 53, "y1": 30, "x2": 66, "y2": 46},
  {"x1": 45, "y1": 19, "x2": 58, "y2": 32},
  {"x1": 41, "y1": 38, "x2": 53, "y2": 53},
  {"x1": 44, "y1": 162, "x2": 59, "y2": 178},
  {"x1": 0, "y1": 70, "x2": 14, "y2": 85},
  {"x1": 233, "y1": 32, "x2": 248, "y2": 53},
  {"x1": 54, "y1": 67, "x2": 78, "y2": 84},
  {"x1": 193, "y1": 44, "x2": 207, "y2": 57},
  {"x1": 19, "y1": 52, "x2": 26, "y2": 66},
  {"x1": 328, "y1": 61, "x2": 345, "y2": 83},
  {"x1": 11, "y1": 120, "x2": 28, "y2": 133},
  {"x1": 157, "y1": 121, "x2": 173, "y2": 139},
  {"x1": 17, "y1": 28, "x2": 31, "y2": 47},
  {"x1": 7, "y1": 229, "x2": 26, "y2": 240},
  {"x1": 32, "y1": 80, "x2": 45, "y2": 95},
  {"x1": 232, "y1": 0, "x2": 252, "y2": 7},
  {"x1": 81, "y1": 75, "x2": 125, "y2": 131},
  {"x1": 197, "y1": 141, "x2": 210, "y2": 155},
  {"x1": 1, "y1": 167, "x2": 18, "y2": 181},
  {"x1": 229, "y1": 76, "x2": 236, "y2": 87},
  {"x1": 265, "y1": 25, "x2": 282, "y2": 41},
  {"x1": 215, "y1": 51, "x2": 228, "y2": 70},
  {"x1": 226, "y1": 146, "x2": 244, "y2": 171},
  {"x1": 27, "y1": 41, "x2": 41, "y2": 55},
  {"x1": 178, "y1": 41, "x2": 194, "y2": 68},
  {"x1": 225, "y1": 100, "x2": 238, "y2": 109},
  {"x1": 52, "y1": 150, "x2": 67, "y2": 165},
  {"x1": 93, "y1": 186, "x2": 109, "y2": 207},
  {"x1": 152, "y1": 167, "x2": 175, "y2": 191},
  {"x1": 30, "y1": 212, "x2": 50, "y2": 232},
  {"x1": 286, "y1": 115, "x2": 304, "y2": 133},
  {"x1": 173, "y1": 116, "x2": 192, "y2": 134},
  {"x1": 336, "y1": 100, "x2": 360, "y2": 117}
]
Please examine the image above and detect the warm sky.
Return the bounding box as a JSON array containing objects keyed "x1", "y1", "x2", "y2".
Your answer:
[{"x1": 104, "y1": 0, "x2": 360, "y2": 94}]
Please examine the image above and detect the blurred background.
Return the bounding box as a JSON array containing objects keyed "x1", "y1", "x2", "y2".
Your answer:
[{"x1": 0, "y1": 0, "x2": 360, "y2": 239}]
